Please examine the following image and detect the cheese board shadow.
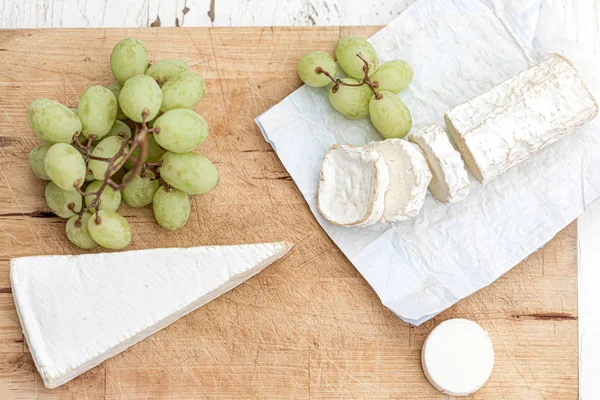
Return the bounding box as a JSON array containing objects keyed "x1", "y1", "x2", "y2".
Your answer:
[{"x1": 0, "y1": 27, "x2": 577, "y2": 399}]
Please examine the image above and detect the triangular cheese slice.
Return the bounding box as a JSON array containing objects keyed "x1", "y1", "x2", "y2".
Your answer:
[{"x1": 10, "y1": 242, "x2": 293, "y2": 389}]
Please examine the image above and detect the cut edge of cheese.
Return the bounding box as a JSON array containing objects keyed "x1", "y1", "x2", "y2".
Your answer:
[
  {"x1": 444, "y1": 115, "x2": 484, "y2": 183},
  {"x1": 421, "y1": 318, "x2": 494, "y2": 396},
  {"x1": 409, "y1": 123, "x2": 470, "y2": 204},
  {"x1": 10, "y1": 242, "x2": 293, "y2": 389},
  {"x1": 365, "y1": 139, "x2": 432, "y2": 221},
  {"x1": 445, "y1": 53, "x2": 599, "y2": 184},
  {"x1": 318, "y1": 144, "x2": 389, "y2": 227}
]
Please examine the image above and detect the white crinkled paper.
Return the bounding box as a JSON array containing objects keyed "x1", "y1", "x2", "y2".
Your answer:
[{"x1": 256, "y1": 0, "x2": 600, "y2": 325}]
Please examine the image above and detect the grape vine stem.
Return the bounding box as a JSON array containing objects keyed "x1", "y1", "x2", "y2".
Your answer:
[
  {"x1": 315, "y1": 53, "x2": 382, "y2": 99},
  {"x1": 70, "y1": 109, "x2": 165, "y2": 226}
]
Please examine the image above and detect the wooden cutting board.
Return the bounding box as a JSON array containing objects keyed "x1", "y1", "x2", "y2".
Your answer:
[{"x1": 0, "y1": 27, "x2": 577, "y2": 399}]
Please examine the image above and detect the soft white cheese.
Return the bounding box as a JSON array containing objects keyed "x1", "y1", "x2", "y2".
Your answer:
[
  {"x1": 365, "y1": 139, "x2": 432, "y2": 221},
  {"x1": 445, "y1": 53, "x2": 598, "y2": 184},
  {"x1": 318, "y1": 144, "x2": 389, "y2": 227},
  {"x1": 421, "y1": 318, "x2": 494, "y2": 396},
  {"x1": 10, "y1": 242, "x2": 293, "y2": 389},
  {"x1": 409, "y1": 123, "x2": 470, "y2": 204}
]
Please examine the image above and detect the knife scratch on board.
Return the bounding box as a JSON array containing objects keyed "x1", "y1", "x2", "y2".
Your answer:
[{"x1": 512, "y1": 313, "x2": 577, "y2": 321}]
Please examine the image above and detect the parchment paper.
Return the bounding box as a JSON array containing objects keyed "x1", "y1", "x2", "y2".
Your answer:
[{"x1": 256, "y1": 0, "x2": 600, "y2": 325}]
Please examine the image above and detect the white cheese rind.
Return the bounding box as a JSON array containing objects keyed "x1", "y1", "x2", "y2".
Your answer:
[
  {"x1": 409, "y1": 123, "x2": 470, "y2": 204},
  {"x1": 10, "y1": 242, "x2": 293, "y2": 389},
  {"x1": 318, "y1": 144, "x2": 389, "y2": 227},
  {"x1": 365, "y1": 139, "x2": 432, "y2": 221},
  {"x1": 445, "y1": 53, "x2": 599, "y2": 184},
  {"x1": 421, "y1": 318, "x2": 494, "y2": 396}
]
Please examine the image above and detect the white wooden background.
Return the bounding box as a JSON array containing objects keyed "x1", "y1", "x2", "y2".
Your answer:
[{"x1": 1, "y1": 0, "x2": 599, "y2": 398}]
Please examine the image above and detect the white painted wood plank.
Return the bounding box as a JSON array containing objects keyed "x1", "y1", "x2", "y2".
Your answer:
[
  {"x1": 0, "y1": 0, "x2": 150, "y2": 28},
  {"x1": 578, "y1": 201, "x2": 600, "y2": 400},
  {"x1": 0, "y1": 0, "x2": 414, "y2": 28}
]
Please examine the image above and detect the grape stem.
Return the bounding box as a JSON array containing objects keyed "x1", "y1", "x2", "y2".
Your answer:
[
  {"x1": 315, "y1": 53, "x2": 382, "y2": 99},
  {"x1": 356, "y1": 53, "x2": 383, "y2": 100},
  {"x1": 141, "y1": 161, "x2": 173, "y2": 192},
  {"x1": 70, "y1": 109, "x2": 162, "y2": 226}
]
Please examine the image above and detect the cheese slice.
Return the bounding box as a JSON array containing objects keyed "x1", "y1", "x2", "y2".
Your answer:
[
  {"x1": 445, "y1": 53, "x2": 598, "y2": 184},
  {"x1": 421, "y1": 318, "x2": 494, "y2": 396},
  {"x1": 409, "y1": 123, "x2": 470, "y2": 204},
  {"x1": 318, "y1": 144, "x2": 389, "y2": 227},
  {"x1": 10, "y1": 242, "x2": 293, "y2": 389},
  {"x1": 365, "y1": 139, "x2": 432, "y2": 221}
]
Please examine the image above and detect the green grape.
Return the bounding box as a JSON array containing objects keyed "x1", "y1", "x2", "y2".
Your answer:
[
  {"x1": 160, "y1": 152, "x2": 219, "y2": 195},
  {"x1": 87, "y1": 210, "x2": 131, "y2": 250},
  {"x1": 27, "y1": 99, "x2": 82, "y2": 143},
  {"x1": 121, "y1": 170, "x2": 160, "y2": 207},
  {"x1": 369, "y1": 91, "x2": 412, "y2": 139},
  {"x1": 88, "y1": 136, "x2": 128, "y2": 179},
  {"x1": 328, "y1": 79, "x2": 372, "y2": 119},
  {"x1": 370, "y1": 60, "x2": 413, "y2": 94},
  {"x1": 146, "y1": 59, "x2": 190, "y2": 86},
  {"x1": 106, "y1": 81, "x2": 128, "y2": 121},
  {"x1": 119, "y1": 75, "x2": 162, "y2": 122},
  {"x1": 84, "y1": 180, "x2": 121, "y2": 212},
  {"x1": 45, "y1": 181, "x2": 82, "y2": 218},
  {"x1": 335, "y1": 35, "x2": 378, "y2": 79},
  {"x1": 44, "y1": 143, "x2": 86, "y2": 191},
  {"x1": 66, "y1": 213, "x2": 98, "y2": 249},
  {"x1": 29, "y1": 143, "x2": 52, "y2": 180},
  {"x1": 153, "y1": 109, "x2": 208, "y2": 153},
  {"x1": 78, "y1": 86, "x2": 118, "y2": 139},
  {"x1": 160, "y1": 72, "x2": 205, "y2": 112},
  {"x1": 124, "y1": 133, "x2": 166, "y2": 170},
  {"x1": 153, "y1": 186, "x2": 190, "y2": 230},
  {"x1": 106, "y1": 120, "x2": 132, "y2": 140},
  {"x1": 297, "y1": 51, "x2": 337, "y2": 87},
  {"x1": 110, "y1": 38, "x2": 149, "y2": 84}
]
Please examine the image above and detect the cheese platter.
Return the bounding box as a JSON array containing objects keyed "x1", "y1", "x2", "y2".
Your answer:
[{"x1": 0, "y1": 20, "x2": 582, "y2": 400}]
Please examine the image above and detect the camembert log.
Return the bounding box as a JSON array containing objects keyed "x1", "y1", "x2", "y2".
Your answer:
[{"x1": 445, "y1": 53, "x2": 598, "y2": 184}]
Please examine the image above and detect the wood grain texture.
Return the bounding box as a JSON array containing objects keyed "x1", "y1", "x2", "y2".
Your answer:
[{"x1": 0, "y1": 27, "x2": 577, "y2": 399}]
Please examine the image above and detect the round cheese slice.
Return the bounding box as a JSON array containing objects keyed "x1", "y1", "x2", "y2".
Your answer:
[
  {"x1": 421, "y1": 318, "x2": 494, "y2": 396},
  {"x1": 365, "y1": 139, "x2": 432, "y2": 222},
  {"x1": 318, "y1": 144, "x2": 389, "y2": 227}
]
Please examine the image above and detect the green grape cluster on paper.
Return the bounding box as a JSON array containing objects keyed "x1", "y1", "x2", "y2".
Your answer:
[
  {"x1": 26, "y1": 38, "x2": 220, "y2": 250},
  {"x1": 297, "y1": 35, "x2": 414, "y2": 139}
]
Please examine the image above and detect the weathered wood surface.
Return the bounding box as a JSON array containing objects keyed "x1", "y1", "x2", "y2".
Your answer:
[{"x1": 0, "y1": 27, "x2": 577, "y2": 399}]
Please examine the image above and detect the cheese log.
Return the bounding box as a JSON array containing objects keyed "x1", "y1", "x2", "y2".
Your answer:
[
  {"x1": 409, "y1": 123, "x2": 470, "y2": 204},
  {"x1": 10, "y1": 242, "x2": 293, "y2": 389},
  {"x1": 445, "y1": 53, "x2": 598, "y2": 184},
  {"x1": 365, "y1": 139, "x2": 432, "y2": 221},
  {"x1": 318, "y1": 144, "x2": 389, "y2": 227}
]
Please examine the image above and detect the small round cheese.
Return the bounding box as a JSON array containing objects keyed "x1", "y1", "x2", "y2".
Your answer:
[{"x1": 421, "y1": 318, "x2": 494, "y2": 396}]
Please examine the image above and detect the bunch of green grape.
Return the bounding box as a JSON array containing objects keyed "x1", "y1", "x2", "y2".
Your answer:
[
  {"x1": 27, "y1": 38, "x2": 219, "y2": 251},
  {"x1": 297, "y1": 35, "x2": 414, "y2": 139}
]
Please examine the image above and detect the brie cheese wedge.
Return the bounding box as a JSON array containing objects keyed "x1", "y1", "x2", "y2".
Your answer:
[
  {"x1": 445, "y1": 53, "x2": 598, "y2": 184},
  {"x1": 365, "y1": 139, "x2": 432, "y2": 221},
  {"x1": 421, "y1": 318, "x2": 494, "y2": 396},
  {"x1": 318, "y1": 144, "x2": 389, "y2": 227},
  {"x1": 10, "y1": 242, "x2": 293, "y2": 389},
  {"x1": 409, "y1": 123, "x2": 470, "y2": 204}
]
